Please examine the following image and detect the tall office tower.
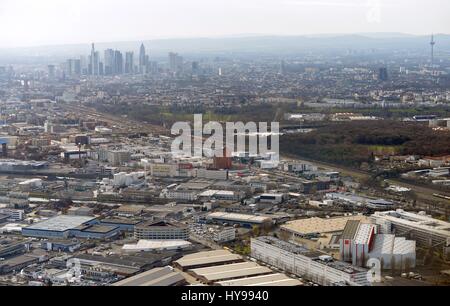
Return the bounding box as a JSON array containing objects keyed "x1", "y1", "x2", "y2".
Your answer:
[
  {"x1": 90, "y1": 43, "x2": 96, "y2": 75},
  {"x1": 148, "y1": 61, "x2": 158, "y2": 74},
  {"x1": 74, "y1": 59, "x2": 81, "y2": 75},
  {"x1": 48, "y1": 65, "x2": 55, "y2": 79},
  {"x1": 169, "y1": 52, "x2": 183, "y2": 73},
  {"x1": 104, "y1": 49, "x2": 115, "y2": 75},
  {"x1": 378, "y1": 67, "x2": 388, "y2": 81},
  {"x1": 65, "y1": 59, "x2": 74, "y2": 76},
  {"x1": 99, "y1": 62, "x2": 104, "y2": 76},
  {"x1": 145, "y1": 55, "x2": 150, "y2": 72},
  {"x1": 125, "y1": 52, "x2": 134, "y2": 74},
  {"x1": 80, "y1": 56, "x2": 88, "y2": 75},
  {"x1": 279, "y1": 60, "x2": 286, "y2": 75},
  {"x1": 114, "y1": 50, "x2": 123, "y2": 74},
  {"x1": 93, "y1": 51, "x2": 100, "y2": 75},
  {"x1": 139, "y1": 43, "x2": 147, "y2": 74}
]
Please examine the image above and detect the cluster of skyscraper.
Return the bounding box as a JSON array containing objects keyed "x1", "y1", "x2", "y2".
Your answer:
[
  {"x1": 62, "y1": 43, "x2": 150, "y2": 77},
  {"x1": 168, "y1": 52, "x2": 184, "y2": 74}
]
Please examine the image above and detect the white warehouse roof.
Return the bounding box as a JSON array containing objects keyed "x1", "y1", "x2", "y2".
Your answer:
[
  {"x1": 216, "y1": 273, "x2": 302, "y2": 286},
  {"x1": 25, "y1": 215, "x2": 95, "y2": 232},
  {"x1": 207, "y1": 212, "x2": 271, "y2": 224}
]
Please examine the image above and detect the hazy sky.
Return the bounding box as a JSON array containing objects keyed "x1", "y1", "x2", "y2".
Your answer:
[{"x1": 0, "y1": 0, "x2": 448, "y2": 48}]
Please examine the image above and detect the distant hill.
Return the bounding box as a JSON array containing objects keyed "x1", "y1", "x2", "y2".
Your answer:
[{"x1": 1, "y1": 33, "x2": 449, "y2": 60}]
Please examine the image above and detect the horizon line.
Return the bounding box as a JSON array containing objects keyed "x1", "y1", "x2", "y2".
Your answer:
[{"x1": 0, "y1": 32, "x2": 447, "y2": 51}]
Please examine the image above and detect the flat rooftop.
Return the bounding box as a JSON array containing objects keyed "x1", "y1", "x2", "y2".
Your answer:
[
  {"x1": 174, "y1": 250, "x2": 243, "y2": 269},
  {"x1": 190, "y1": 261, "x2": 273, "y2": 282},
  {"x1": 207, "y1": 212, "x2": 271, "y2": 224},
  {"x1": 253, "y1": 236, "x2": 323, "y2": 257},
  {"x1": 123, "y1": 240, "x2": 192, "y2": 251},
  {"x1": 281, "y1": 215, "x2": 368, "y2": 236},
  {"x1": 25, "y1": 215, "x2": 96, "y2": 232},
  {"x1": 373, "y1": 210, "x2": 450, "y2": 238},
  {"x1": 216, "y1": 273, "x2": 302, "y2": 286},
  {"x1": 100, "y1": 218, "x2": 143, "y2": 225},
  {"x1": 254, "y1": 236, "x2": 367, "y2": 275},
  {"x1": 80, "y1": 224, "x2": 118, "y2": 234},
  {"x1": 135, "y1": 220, "x2": 187, "y2": 230},
  {"x1": 112, "y1": 266, "x2": 185, "y2": 286}
]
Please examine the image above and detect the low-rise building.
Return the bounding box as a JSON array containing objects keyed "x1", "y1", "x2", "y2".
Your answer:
[
  {"x1": 213, "y1": 227, "x2": 236, "y2": 243},
  {"x1": 134, "y1": 220, "x2": 189, "y2": 240},
  {"x1": 22, "y1": 215, "x2": 120, "y2": 240},
  {"x1": 207, "y1": 212, "x2": 272, "y2": 228},
  {"x1": 372, "y1": 209, "x2": 450, "y2": 257},
  {"x1": 251, "y1": 236, "x2": 371, "y2": 286}
]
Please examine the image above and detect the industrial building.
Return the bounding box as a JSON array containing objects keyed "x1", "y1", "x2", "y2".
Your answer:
[
  {"x1": 122, "y1": 240, "x2": 192, "y2": 252},
  {"x1": 67, "y1": 207, "x2": 94, "y2": 216},
  {"x1": 216, "y1": 273, "x2": 302, "y2": 286},
  {"x1": 134, "y1": 220, "x2": 190, "y2": 240},
  {"x1": 213, "y1": 227, "x2": 236, "y2": 243},
  {"x1": 325, "y1": 193, "x2": 394, "y2": 209},
  {"x1": 340, "y1": 219, "x2": 416, "y2": 270},
  {"x1": 112, "y1": 266, "x2": 186, "y2": 286},
  {"x1": 0, "y1": 159, "x2": 49, "y2": 172},
  {"x1": 149, "y1": 163, "x2": 178, "y2": 177},
  {"x1": 174, "y1": 249, "x2": 301, "y2": 286},
  {"x1": 251, "y1": 236, "x2": 371, "y2": 286},
  {"x1": 72, "y1": 252, "x2": 180, "y2": 279},
  {"x1": 368, "y1": 234, "x2": 416, "y2": 270},
  {"x1": 0, "y1": 254, "x2": 39, "y2": 275},
  {"x1": 197, "y1": 190, "x2": 242, "y2": 202},
  {"x1": 173, "y1": 250, "x2": 243, "y2": 271},
  {"x1": 40, "y1": 239, "x2": 82, "y2": 253},
  {"x1": 197, "y1": 169, "x2": 229, "y2": 180},
  {"x1": 22, "y1": 215, "x2": 120, "y2": 240},
  {"x1": 0, "y1": 209, "x2": 24, "y2": 221},
  {"x1": 281, "y1": 215, "x2": 368, "y2": 238},
  {"x1": 189, "y1": 261, "x2": 273, "y2": 284},
  {"x1": 259, "y1": 193, "x2": 284, "y2": 204},
  {"x1": 372, "y1": 209, "x2": 450, "y2": 256},
  {"x1": 100, "y1": 218, "x2": 143, "y2": 232},
  {"x1": 351, "y1": 223, "x2": 378, "y2": 267},
  {"x1": 0, "y1": 240, "x2": 29, "y2": 258},
  {"x1": 206, "y1": 212, "x2": 272, "y2": 228}
]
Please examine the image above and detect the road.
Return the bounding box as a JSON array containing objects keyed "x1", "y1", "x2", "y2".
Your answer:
[
  {"x1": 59, "y1": 103, "x2": 449, "y2": 213},
  {"x1": 61, "y1": 102, "x2": 167, "y2": 135}
]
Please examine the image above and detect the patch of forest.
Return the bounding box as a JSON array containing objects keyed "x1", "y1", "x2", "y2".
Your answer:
[{"x1": 280, "y1": 121, "x2": 450, "y2": 167}]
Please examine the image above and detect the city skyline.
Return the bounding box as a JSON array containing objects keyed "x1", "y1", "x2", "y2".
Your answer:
[{"x1": 0, "y1": 0, "x2": 449, "y2": 292}]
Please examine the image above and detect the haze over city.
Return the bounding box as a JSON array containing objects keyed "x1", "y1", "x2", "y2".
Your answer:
[
  {"x1": 0, "y1": 0, "x2": 449, "y2": 297},
  {"x1": 0, "y1": 0, "x2": 449, "y2": 48}
]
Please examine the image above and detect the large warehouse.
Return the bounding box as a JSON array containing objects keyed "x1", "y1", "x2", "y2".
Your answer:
[
  {"x1": 281, "y1": 215, "x2": 368, "y2": 237},
  {"x1": 339, "y1": 219, "x2": 416, "y2": 270},
  {"x1": 134, "y1": 220, "x2": 190, "y2": 240},
  {"x1": 368, "y1": 234, "x2": 416, "y2": 270},
  {"x1": 173, "y1": 250, "x2": 243, "y2": 271},
  {"x1": 372, "y1": 209, "x2": 450, "y2": 255},
  {"x1": 122, "y1": 240, "x2": 192, "y2": 252},
  {"x1": 216, "y1": 273, "x2": 302, "y2": 286},
  {"x1": 112, "y1": 266, "x2": 186, "y2": 286},
  {"x1": 189, "y1": 261, "x2": 273, "y2": 284},
  {"x1": 174, "y1": 249, "x2": 302, "y2": 286},
  {"x1": 22, "y1": 215, "x2": 120, "y2": 239},
  {"x1": 206, "y1": 212, "x2": 272, "y2": 228},
  {"x1": 251, "y1": 236, "x2": 371, "y2": 286}
]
